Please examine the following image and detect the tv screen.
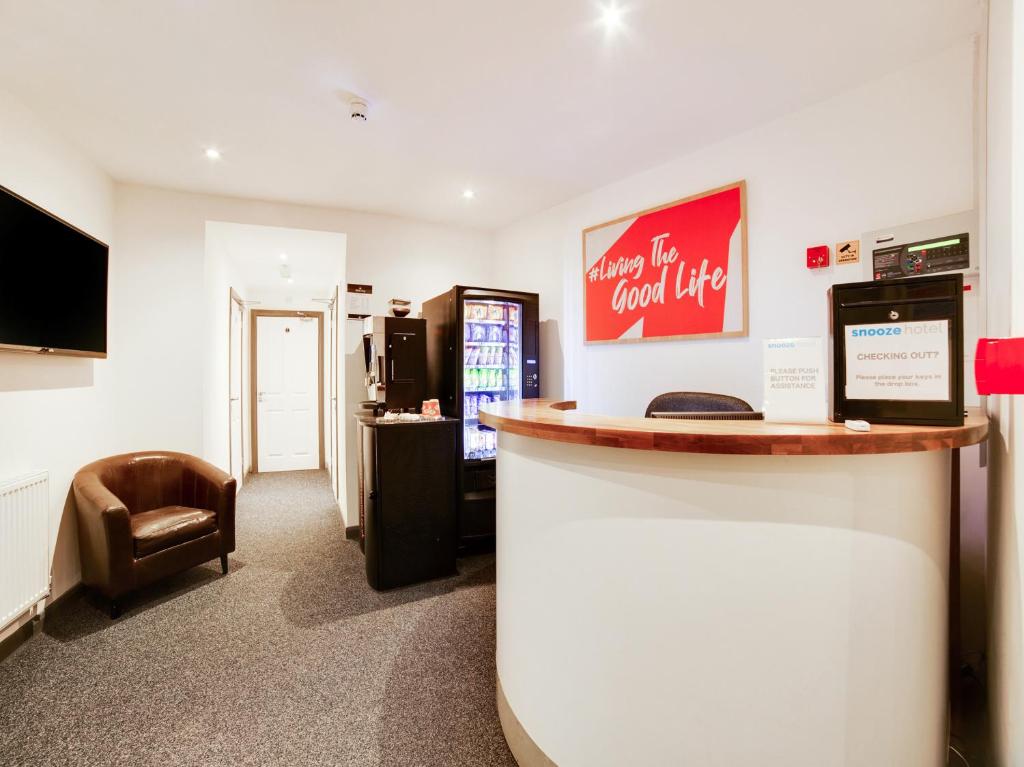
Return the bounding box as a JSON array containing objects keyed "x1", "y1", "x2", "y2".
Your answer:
[{"x1": 0, "y1": 185, "x2": 108, "y2": 357}]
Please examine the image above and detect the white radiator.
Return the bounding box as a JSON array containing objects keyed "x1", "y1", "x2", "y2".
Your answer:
[{"x1": 0, "y1": 472, "x2": 50, "y2": 631}]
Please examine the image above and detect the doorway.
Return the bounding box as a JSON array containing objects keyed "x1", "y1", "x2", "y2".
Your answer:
[
  {"x1": 251, "y1": 309, "x2": 325, "y2": 472},
  {"x1": 228, "y1": 288, "x2": 246, "y2": 487}
]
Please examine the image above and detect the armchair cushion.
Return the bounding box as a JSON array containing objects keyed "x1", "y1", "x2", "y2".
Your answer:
[{"x1": 131, "y1": 506, "x2": 218, "y2": 558}]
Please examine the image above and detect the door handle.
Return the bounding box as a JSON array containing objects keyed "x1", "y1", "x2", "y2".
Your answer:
[
  {"x1": 230, "y1": 397, "x2": 240, "y2": 402},
  {"x1": 258, "y1": 391, "x2": 265, "y2": 403}
]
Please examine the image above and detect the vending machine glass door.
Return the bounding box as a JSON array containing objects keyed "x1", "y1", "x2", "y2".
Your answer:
[{"x1": 461, "y1": 299, "x2": 523, "y2": 460}]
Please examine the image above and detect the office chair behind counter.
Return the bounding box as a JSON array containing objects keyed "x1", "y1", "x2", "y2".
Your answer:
[{"x1": 644, "y1": 391, "x2": 756, "y2": 419}]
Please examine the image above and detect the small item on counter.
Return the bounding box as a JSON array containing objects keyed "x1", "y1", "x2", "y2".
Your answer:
[
  {"x1": 421, "y1": 399, "x2": 441, "y2": 417},
  {"x1": 844, "y1": 419, "x2": 871, "y2": 432},
  {"x1": 398, "y1": 412, "x2": 421, "y2": 422}
]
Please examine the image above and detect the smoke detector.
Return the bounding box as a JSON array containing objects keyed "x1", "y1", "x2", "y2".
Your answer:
[{"x1": 349, "y1": 97, "x2": 369, "y2": 122}]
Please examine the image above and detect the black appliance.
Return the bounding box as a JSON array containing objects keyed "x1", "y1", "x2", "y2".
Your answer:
[
  {"x1": 830, "y1": 273, "x2": 964, "y2": 426},
  {"x1": 423, "y1": 286, "x2": 540, "y2": 547},
  {"x1": 361, "y1": 316, "x2": 427, "y2": 412},
  {"x1": 0, "y1": 184, "x2": 109, "y2": 357},
  {"x1": 357, "y1": 416, "x2": 458, "y2": 590}
]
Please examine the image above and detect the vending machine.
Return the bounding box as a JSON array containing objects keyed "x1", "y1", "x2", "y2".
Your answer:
[{"x1": 423, "y1": 286, "x2": 540, "y2": 546}]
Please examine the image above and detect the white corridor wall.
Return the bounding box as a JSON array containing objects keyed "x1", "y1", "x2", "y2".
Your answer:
[
  {"x1": 493, "y1": 42, "x2": 979, "y2": 416},
  {"x1": 114, "y1": 184, "x2": 492, "y2": 527},
  {"x1": 0, "y1": 86, "x2": 115, "y2": 622}
]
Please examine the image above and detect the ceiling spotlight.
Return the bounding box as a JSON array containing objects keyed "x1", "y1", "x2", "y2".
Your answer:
[
  {"x1": 279, "y1": 253, "x2": 288, "y2": 262},
  {"x1": 205, "y1": 147, "x2": 222, "y2": 160},
  {"x1": 287, "y1": 277, "x2": 294, "y2": 285},
  {"x1": 598, "y1": 3, "x2": 625, "y2": 32},
  {"x1": 462, "y1": 189, "x2": 476, "y2": 200}
]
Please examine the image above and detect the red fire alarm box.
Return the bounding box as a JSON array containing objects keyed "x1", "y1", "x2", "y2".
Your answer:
[
  {"x1": 807, "y1": 245, "x2": 830, "y2": 269},
  {"x1": 976, "y1": 337, "x2": 1024, "y2": 394}
]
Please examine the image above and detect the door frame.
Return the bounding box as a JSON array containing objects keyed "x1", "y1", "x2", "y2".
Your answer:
[
  {"x1": 250, "y1": 309, "x2": 326, "y2": 473},
  {"x1": 329, "y1": 287, "x2": 340, "y2": 501},
  {"x1": 228, "y1": 288, "x2": 246, "y2": 483}
]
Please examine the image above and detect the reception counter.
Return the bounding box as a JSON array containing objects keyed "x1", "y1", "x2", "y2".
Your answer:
[{"x1": 479, "y1": 400, "x2": 987, "y2": 767}]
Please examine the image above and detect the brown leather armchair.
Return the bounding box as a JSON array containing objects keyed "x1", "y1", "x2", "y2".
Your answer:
[{"x1": 73, "y1": 451, "x2": 236, "y2": 618}]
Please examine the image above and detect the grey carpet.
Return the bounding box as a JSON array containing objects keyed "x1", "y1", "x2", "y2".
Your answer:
[{"x1": 0, "y1": 470, "x2": 515, "y2": 767}]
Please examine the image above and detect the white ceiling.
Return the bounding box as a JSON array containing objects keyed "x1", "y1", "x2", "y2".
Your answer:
[
  {"x1": 0, "y1": 1, "x2": 984, "y2": 230},
  {"x1": 207, "y1": 221, "x2": 344, "y2": 300}
]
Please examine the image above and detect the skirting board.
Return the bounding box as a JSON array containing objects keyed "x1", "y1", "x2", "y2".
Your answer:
[
  {"x1": 497, "y1": 676, "x2": 558, "y2": 767},
  {"x1": 0, "y1": 616, "x2": 38, "y2": 664},
  {"x1": 0, "y1": 582, "x2": 82, "y2": 663}
]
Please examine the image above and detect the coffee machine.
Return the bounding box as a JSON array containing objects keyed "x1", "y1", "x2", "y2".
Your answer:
[{"x1": 362, "y1": 316, "x2": 427, "y2": 413}]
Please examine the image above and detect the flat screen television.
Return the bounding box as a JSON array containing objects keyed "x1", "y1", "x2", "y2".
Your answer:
[{"x1": 0, "y1": 184, "x2": 108, "y2": 358}]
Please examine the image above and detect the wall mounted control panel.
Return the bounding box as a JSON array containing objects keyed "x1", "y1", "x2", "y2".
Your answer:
[
  {"x1": 872, "y1": 232, "x2": 970, "y2": 280},
  {"x1": 861, "y1": 209, "x2": 980, "y2": 406}
]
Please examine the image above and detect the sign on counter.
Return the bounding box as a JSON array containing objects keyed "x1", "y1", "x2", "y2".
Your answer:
[
  {"x1": 844, "y1": 319, "x2": 951, "y2": 401},
  {"x1": 763, "y1": 337, "x2": 827, "y2": 423}
]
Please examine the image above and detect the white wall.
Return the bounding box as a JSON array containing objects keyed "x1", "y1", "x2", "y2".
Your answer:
[
  {"x1": 494, "y1": 42, "x2": 977, "y2": 416},
  {"x1": 0, "y1": 86, "x2": 114, "y2": 625},
  {"x1": 114, "y1": 184, "x2": 492, "y2": 528},
  {"x1": 986, "y1": 0, "x2": 1024, "y2": 762}
]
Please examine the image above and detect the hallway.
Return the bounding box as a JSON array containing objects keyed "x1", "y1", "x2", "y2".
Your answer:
[{"x1": 0, "y1": 470, "x2": 513, "y2": 766}]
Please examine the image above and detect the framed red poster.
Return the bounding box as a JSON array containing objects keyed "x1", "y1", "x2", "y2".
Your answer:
[{"x1": 583, "y1": 180, "x2": 748, "y2": 344}]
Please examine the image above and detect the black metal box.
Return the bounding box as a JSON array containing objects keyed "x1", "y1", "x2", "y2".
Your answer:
[{"x1": 830, "y1": 273, "x2": 964, "y2": 426}]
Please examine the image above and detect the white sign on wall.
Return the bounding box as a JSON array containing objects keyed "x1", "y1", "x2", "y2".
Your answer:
[
  {"x1": 763, "y1": 337, "x2": 827, "y2": 423},
  {"x1": 844, "y1": 320, "x2": 950, "y2": 401}
]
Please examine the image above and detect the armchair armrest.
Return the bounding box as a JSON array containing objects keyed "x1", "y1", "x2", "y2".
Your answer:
[
  {"x1": 179, "y1": 455, "x2": 237, "y2": 553},
  {"x1": 72, "y1": 472, "x2": 134, "y2": 597}
]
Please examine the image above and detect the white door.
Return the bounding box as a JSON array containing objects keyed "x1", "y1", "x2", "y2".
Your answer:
[
  {"x1": 229, "y1": 297, "x2": 245, "y2": 486},
  {"x1": 257, "y1": 314, "x2": 320, "y2": 472}
]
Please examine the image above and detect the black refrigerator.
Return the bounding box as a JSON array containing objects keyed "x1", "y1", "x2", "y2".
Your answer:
[{"x1": 423, "y1": 286, "x2": 540, "y2": 547}]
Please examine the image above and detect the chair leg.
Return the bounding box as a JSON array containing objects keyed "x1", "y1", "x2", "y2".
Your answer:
[
  {"x1": 109, "y1": 600, "x2": 122, "y2": 620},
  {"x1": 220, "y1": 553, "x2": 228, "y2": 575}
]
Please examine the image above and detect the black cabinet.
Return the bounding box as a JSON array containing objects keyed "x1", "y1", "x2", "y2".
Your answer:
[
  {"x1": 830, "y1": 273, "x2": 964, "y2": 426},
  {"x1": 356, "y1": 415, "x2": 458, "y2": 590}
]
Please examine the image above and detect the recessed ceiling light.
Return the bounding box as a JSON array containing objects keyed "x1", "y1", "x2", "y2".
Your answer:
[
  {"x1": 279, "y1": 253, "x2": 288, "y2": 262},
  {"x1": 205, "y1": 147, "x2": 222, "y2": 160},
  {"x1": 463, "y1": 189, "x2": 476, "y2": 200},
  {"x1": 598, "y1": 3, "x2": 625, "y2": 32},
  {"x1": 287, "y1": 277, "x2": 294, "y2": 284}
]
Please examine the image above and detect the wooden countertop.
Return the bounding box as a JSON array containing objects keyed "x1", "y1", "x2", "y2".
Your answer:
[{"x1": 478, "y1": 399, "x2": 988, "y2": 456}]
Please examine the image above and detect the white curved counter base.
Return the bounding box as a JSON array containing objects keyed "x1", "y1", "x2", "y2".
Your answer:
[{"x1": 495, "y1": 431, "x2": 951, "y2": 767}]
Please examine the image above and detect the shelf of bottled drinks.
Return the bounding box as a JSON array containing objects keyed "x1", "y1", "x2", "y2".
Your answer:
[{"x1": 463, "y1": 299, "x2": 522, "y2": 460}]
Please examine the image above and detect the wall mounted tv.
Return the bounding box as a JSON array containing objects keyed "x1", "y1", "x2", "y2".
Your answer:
[{"x1": 0, "y1": 185, "x2": 109, "y2": 358}]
